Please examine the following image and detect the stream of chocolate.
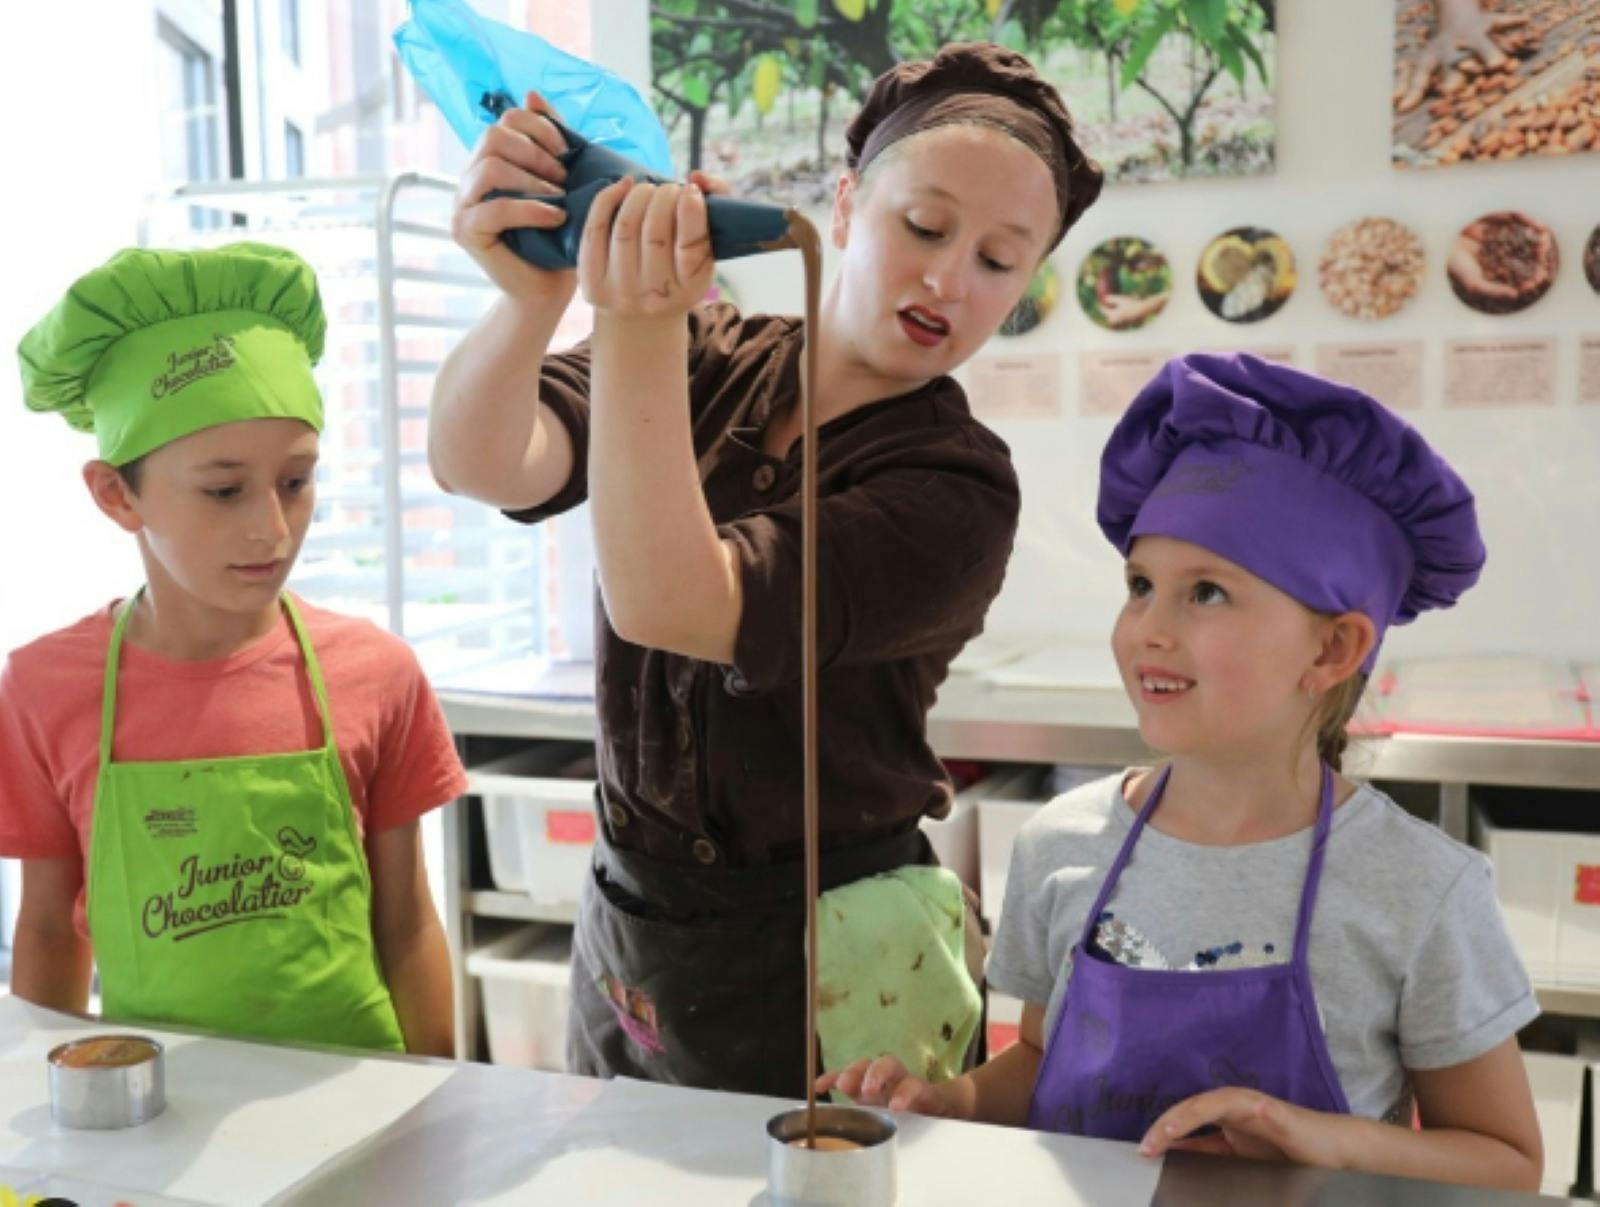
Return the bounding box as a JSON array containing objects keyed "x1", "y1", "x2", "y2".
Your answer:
[
  {"x1": 744, "y1": 211, "x2": 825, "y2": 1149},
  {"x1": 789, "y1": 210, "x2": 824, "y2": 1150}
]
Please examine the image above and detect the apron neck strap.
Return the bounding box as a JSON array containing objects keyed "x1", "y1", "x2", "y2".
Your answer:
[
  {"x1": 1079, "y1": 762, "x2": 1337, "y2": 959},
  {"x1": 278, "y1": 594, "x2": 335, "y2": 748},
  {"x1": 99, "y1": 591, "x2": 335, "y2": 771},
  {"x1": 99, "y1": 595, "x2": 139, "y2": 773},
  {"x1": 1290, "y1": 762, "x2": 1337, "y2": 967},
  {"x1": 1078, "y1": 765, "x2": 1173, "y2": 947}
]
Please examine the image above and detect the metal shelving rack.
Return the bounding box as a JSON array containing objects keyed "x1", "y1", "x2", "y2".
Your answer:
[{"x1": 141, "y1": 175, "x2": 553, "y2": 688}]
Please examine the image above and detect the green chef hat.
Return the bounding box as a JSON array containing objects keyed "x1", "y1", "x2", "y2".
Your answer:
[{"x1": 17, "y1": 242, "x2": 326, "y2": 466}]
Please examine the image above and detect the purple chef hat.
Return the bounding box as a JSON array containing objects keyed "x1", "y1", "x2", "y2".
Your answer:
[{"x1": 1097, "y1": 354, "x2": 1485, "y2": 672}]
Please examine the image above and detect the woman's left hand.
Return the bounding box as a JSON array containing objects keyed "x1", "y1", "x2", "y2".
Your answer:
[
  {"x1": 1137, "y1": 1088, "x2": 1348, "y2": 1169},
  {"x1": 687, "y1": 169, "x2": 731, "y2": 197},
  {"x1": 579, "y1": 177, "x2": 716, "y2": 319}
]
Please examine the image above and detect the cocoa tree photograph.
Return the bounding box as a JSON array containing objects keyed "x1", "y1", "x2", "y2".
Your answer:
[{"x1": 649, "y1": 0, "x2": 1277, "y2": 205}]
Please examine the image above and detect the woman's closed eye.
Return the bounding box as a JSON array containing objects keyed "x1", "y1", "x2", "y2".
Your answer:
[{"x1": 905, "y1": 218, "x2": 1015, "y2": 273}]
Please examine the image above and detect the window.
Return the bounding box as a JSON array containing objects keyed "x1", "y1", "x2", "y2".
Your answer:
[
  {"x1": 0, "y1": 858, "x2": 17, "y2": 974},
  {"x1": 281, "y1": 0, "x2": 301, "y2": 64},
  {"x1": 157, "y1": 18, "x2": 220, "y2": 184},
  {"x1": 285, "y1": 120, "x2": 305, "y2": 176}
]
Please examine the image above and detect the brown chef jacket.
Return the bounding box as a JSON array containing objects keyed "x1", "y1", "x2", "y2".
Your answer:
[{"x1": 507, "y1": 303, "x2": 1019, "y2": 871}]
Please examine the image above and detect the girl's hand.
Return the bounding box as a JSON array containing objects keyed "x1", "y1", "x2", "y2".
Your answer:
[
  {"x1": 1137, "y1": 1088, "x2": 1348, "y2": 1169},
  {"x1": 451, "y1": 90, "x2": 575, "y2": 304},
  {"x1": 579, "y1": 177, "x2": 716, "y2": 320},
  {"x1": 816, "y1": 1055, "x2": 967, "y2": 1119}
]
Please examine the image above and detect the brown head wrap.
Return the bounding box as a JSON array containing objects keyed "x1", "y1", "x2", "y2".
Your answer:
[{"x1": 844, "y1": 42, "x2": 1104, "y2": 251}]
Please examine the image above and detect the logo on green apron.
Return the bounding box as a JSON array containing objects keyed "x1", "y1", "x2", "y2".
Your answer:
[
  {"x1": 276, "y1": 825, "x2": 316, "y2": 880},
  {"x1": 142, "y1": 806, "x2": 198, "y2": 839},
  {"x1": 141, "y1": 829, "x2": 315, "y2": 942}
]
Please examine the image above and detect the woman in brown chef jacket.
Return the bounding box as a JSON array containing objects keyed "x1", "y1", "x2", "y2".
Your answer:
[{"x1": 429, "y1": 43, "x2": 1103, "y2": 1096}]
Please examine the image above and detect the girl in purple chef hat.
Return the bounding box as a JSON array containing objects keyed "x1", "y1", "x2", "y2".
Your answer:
[{"x1": 822, "y1": 353, "x2": 1545, "y2": 1192}]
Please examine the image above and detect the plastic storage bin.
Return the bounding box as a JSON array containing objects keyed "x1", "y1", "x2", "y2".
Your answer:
[
  {"x1": 470, "y1": 744, "x2": 597, "y2": 912},
  {"x1": 1472, "y1": 790, "x2": 1600, "y2": 989},
  {"x1": 922, "y1": 793, "x2": 980, "y2": 894},
  {"x1": 976, "y1": 766, "x2": 1063, "y2": 928},
  {"x1": 923, "y1": 767, "x2": 1026, "y2": 895},
  {"x1": 466, "y1": 925, "x2": 572, "y2": 1071},
  {"x1": 1524, "y1": 1052, "x2": 1584, "y2": 1198},
  {"x1": 986, "y1": 990, "x2": 1024, "y2": 1057}
]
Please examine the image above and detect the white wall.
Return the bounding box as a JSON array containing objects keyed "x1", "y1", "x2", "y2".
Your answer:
[
  {"x1": 0, "y1": 5, "x2": 157, "y2": 658},
  {"x1": 598, "y1": 0, "x2": 1600, "y2": 665},
  {"x1": 0, "y1": 0, "x2": 162, "y2": 955},
  {"x1": 4, "y1": 1, "x2": 1596, "y2": 671}
]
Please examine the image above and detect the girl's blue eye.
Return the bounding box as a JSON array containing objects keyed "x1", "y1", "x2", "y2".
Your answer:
[
  {"x1": 1193, "y1": 580, "x2": 1229, "y2": 606},
  {"x1": 1126, "y1": 575, "x2": 1152, "y2": 598}
]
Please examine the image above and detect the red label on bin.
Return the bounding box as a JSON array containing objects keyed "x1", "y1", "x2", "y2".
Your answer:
[
  {"x1": 987, "y1": 1021, "x2": 1020, "y2": 1055},
  {"x1": 546, "y1": 810, "x2": 597, "y2": 845},
  {"x1": 1576, "y1": 866, "x2": 1600, "y2": 905}
]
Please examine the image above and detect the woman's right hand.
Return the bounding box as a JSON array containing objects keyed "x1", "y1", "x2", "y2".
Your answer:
[
  {"x1": 816, "y1": 1055, "x2": 969, "y2": 1119},
  {"x1": 451, "y1": 90, "x2": 576, "y2": 304}
]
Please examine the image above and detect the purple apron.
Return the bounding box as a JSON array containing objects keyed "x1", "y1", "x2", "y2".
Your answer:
[{"x1": 1026, "y1": 764, "x2": 1351, "y2": 1140}]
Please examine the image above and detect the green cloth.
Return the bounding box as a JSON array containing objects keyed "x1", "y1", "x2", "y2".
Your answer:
[
  {"x1": 815, "y1": 866, "x2": 981, "y2": 1085},
  {"x1": 17, "y1": 242, "x2": 326, "y2": 465}
]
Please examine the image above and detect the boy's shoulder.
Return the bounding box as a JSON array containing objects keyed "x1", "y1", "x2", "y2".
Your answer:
[
  {"x1": 3, "y1": 604, "x2": 116, "y2": 689},
  {"x1": 4, "y1": 597, "x2": 429, "y2": 691},
  {"x1": 287, "y1": 596, "x2": 428, "y2": 683}
]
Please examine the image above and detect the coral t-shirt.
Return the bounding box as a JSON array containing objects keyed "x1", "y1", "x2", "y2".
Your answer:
[{"x1": 0, "y1": 594, "x2": 468, "y2": 937}]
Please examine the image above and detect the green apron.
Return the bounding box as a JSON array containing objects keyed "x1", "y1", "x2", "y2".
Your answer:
[{"x1": 86, "y1": 592, "x2": 405, "y2": 1051}]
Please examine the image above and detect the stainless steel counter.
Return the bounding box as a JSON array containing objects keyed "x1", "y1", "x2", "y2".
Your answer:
[
  {"x1": 1, "y1": 997, "x2": 1580, "y2": 1206},
  {"x1": 441, "y1": 673, "x2": 1600, "y2": 791}
]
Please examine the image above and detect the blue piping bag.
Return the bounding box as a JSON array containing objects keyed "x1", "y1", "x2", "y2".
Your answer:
[
  {"x1": 394, "y1": 0, "x2": 672, "y2": 174},
  {"x1": 394, "y1": 0, "x2": 794, "y2": 270}
]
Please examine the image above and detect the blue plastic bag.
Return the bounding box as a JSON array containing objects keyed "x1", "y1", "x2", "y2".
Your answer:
[{"x1": 394, "y1": 0, "x2": 674, "y2": 176}]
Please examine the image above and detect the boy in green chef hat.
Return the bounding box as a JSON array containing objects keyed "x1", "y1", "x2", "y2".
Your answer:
[{"x1": 1, "y1": 242, "x2": 465, "y2": 1055}]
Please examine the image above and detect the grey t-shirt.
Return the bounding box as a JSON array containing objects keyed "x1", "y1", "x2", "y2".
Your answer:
[{"x1": 987, "y1": 772, "x2": 1539, "y2": 1123}]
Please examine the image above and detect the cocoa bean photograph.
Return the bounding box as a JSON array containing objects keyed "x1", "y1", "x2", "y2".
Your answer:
[
  {"x1": 1392, "y1": 0, "x2": 1600, "y2": 168},
  {"x1": 1446, "y1": 210, "x2": 1560, "y2": 313}
]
